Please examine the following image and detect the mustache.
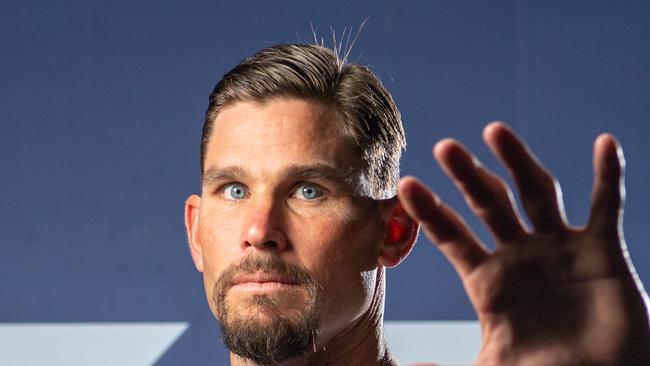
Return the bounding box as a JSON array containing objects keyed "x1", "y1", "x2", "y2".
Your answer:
[{"x1": 214, "y1": 255, "x2": 320, "y2": 296}]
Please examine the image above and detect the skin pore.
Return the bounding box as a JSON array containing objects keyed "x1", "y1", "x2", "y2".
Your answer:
[{"x1": 184, "y1": 98, "x2": 415, "y2": 365}]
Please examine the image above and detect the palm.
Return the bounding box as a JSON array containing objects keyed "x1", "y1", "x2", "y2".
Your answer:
[
  {"x1": 465, "y1": 233, "x2": 643, "y2": 366},
  {"x1": 398, "y1": 122, "x2": 650, "y2": 366}
]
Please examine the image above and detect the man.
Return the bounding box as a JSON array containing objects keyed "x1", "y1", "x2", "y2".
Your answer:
[{"x1": 184, "y1": 44, "x2": 650, "y2": 365}]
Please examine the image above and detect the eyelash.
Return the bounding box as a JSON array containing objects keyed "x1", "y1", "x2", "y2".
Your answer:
[
  {"x1": 292, "y1": 183, "x2": 325, "y2": 201},
  {"x1": 216, "y1": 182, "x2": 327, "y2": 201},
  {"x1": 220, "y1": 182, "x2": 248, "y2": 200}
]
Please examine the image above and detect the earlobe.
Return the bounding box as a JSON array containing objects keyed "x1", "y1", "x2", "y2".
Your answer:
[
  {"x1": 184, "y1": 194, "x2": 204, "y2": 272},
  {"x1": 378, "y1": 203, "x2": 419, "y2": 268}
]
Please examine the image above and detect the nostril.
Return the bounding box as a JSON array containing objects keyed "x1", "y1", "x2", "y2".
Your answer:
[{"x1": 263, "y1": 240, "x2": 279, "y2": 249}]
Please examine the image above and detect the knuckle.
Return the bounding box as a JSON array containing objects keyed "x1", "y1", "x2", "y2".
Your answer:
[
  {"x1": 522, "y1": 197, "x2": 553, "y2": 217},
  {"x1": 535, "y1": 169, "x2": 557, "y2": 192},
  {"x1": 521, "y1": 173, "x2": 559, "y2": 208}
]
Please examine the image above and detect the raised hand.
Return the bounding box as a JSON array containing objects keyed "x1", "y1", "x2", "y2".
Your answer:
[{"x1": 397, "y1": 122, "x2": 650, "y2": 366}]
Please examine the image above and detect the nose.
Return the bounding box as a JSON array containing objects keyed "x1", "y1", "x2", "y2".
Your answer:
[{"x1": 240, "y1": 197, "x2": 288, "y2": 252}]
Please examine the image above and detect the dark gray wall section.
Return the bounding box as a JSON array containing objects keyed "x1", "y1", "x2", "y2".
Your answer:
[{"x1": 1, "y1": 1, "x2": 648, "y2": 364}]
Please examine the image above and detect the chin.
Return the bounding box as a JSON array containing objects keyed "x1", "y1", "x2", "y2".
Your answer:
[
  {"x1": 218, "y1": 294, "x2": 322, "y2": 364},
  {"x1": 235, "y1": 295, "x2": 300, "y2": 321}
]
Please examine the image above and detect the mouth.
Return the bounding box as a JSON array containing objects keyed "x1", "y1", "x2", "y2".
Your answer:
[{"x1": 230, "y1": 271, "x2": 301, "y2": 293}]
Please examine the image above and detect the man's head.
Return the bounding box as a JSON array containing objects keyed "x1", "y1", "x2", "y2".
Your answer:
[
  {"x1": 185, "y1": 44, "x2": 417, "y2": 364},
  {"x1": 201, "y1": 43, "x2": 405, "y2": 200}
]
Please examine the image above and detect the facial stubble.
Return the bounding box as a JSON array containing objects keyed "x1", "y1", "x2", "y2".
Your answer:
[{"x1": 213, "y1": 256, "x2": 322, "y2": 365}]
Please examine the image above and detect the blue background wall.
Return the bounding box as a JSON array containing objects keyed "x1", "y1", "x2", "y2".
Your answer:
[{"x1": 1, "y1": 1, "x2": 648, "y2": 364}]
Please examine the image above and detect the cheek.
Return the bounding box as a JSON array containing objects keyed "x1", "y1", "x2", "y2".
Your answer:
[
  {"x1": 196, "y1": 206, "x2": 244, "y2": 294},
  {"x1": 292, "y1": 198, "x2": 381, "y2": 261},
  {"x1": 289, "y1": 208, "x2": 382, "y2": 323},
  {"x1": 291, "y1": 207, "x2": 379, "y2": 271}
]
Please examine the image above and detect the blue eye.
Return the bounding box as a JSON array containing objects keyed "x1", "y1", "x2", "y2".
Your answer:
[
  {"x1": 294, "y1": 184, "x2": 323, "y2": 200},
  {"x1": 223, "y1": 183, "x2": 247, "y2": 200}
]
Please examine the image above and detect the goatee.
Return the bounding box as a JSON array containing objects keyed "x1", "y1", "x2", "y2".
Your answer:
[{"x1": 213, "y1": 255, "x2": 322, "y2": 365}]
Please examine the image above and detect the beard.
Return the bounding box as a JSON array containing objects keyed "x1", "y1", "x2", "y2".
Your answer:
[{"x1": 212, "y1": 255, "x2": 322, "y2": 365}]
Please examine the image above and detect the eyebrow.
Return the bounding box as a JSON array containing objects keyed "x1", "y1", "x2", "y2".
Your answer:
[
  {"x1": 282, "y1": 164, "x2": 358, "y2": 185},
  {"x1": 202, "y1": 165, "x2": 250, "y2": 187},
  {"x1": 202, "y1": 163, "x2": 358, "y2": 187}
]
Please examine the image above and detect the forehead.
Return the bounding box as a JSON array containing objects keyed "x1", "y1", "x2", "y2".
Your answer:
[{"x1": 204, "y1": 98, "x2": 362, "y2": 176}]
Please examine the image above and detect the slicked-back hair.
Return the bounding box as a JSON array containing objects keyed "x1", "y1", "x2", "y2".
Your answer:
[{"x1": 201, "y1": 44, "x2": 405, "y2": 199}]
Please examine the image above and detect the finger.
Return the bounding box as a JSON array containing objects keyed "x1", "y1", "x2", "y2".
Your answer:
[
  {"x1": 483, "y1": 122, "x2": 567, "y2": 231},
  {"x1": 397, "y1": 176, "x2": 489, "y2": 277},
  {"x1": 587, "y1": 133, "x2": 624, "y2": 236},
  {"x1": 433, "y1": 139, "x2": 528, "y2": 244}
]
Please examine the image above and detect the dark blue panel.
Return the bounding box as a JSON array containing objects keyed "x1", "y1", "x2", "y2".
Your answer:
[{"x1": 1, "y1": 1, "x2": 647, "y2": 364}]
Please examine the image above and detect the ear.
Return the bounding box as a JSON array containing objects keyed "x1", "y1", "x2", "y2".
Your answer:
[
  {"x1": 378, "y1": 198, "x2": 419, "y2": 268},
  {"x1": 184, "y1": 194, "x2": 204, "y2": 272}
]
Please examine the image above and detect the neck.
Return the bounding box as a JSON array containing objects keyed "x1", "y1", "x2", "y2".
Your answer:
[{"x1": 229, "y1": 267, "x2": 396, "y2": 366}]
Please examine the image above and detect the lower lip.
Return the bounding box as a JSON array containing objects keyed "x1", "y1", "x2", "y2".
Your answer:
[{"x1": 231, "y1": 282, "x2": 300, "y2": 292}]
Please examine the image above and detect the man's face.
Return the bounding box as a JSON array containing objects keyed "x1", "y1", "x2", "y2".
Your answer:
[{"x1": 186, "y1": 98, "x2": 386, "y2": 361}]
